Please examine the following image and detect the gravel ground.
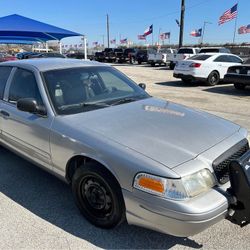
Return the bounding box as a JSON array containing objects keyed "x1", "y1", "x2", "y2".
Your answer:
[{"x1": 0, "y1": 63, "x2": 249, "y2": 250}]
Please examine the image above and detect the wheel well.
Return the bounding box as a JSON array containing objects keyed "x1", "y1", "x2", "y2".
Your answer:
[
  {"x1": 65, "y1": 155, "x2": 116, "y2": 184},
  {"x1": 209, "y1": 70, "x2": 220, "y2": 78}
]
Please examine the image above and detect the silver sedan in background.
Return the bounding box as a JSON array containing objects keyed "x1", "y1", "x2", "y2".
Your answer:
[{"x1": 0, "y1": 58, "x2": 249, "y2": 237}]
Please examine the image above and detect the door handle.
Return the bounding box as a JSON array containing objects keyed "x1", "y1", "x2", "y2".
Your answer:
[{"x1": 0, "y1": 110, "x2": 10, "y2": 117}]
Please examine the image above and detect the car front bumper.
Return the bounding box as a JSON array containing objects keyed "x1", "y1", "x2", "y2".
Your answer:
[{"x1": 122, "y1": 185, "x2": 229, "y2": 237}]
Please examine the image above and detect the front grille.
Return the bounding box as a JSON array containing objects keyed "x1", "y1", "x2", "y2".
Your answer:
[{"x1": 213, "y1": 139, "x2": 249, "y2": 184}]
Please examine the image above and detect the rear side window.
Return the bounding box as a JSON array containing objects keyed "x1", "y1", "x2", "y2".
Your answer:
[
  {"x1": 214, "y1": 55, "x2": 231, "y2": 62},
  {"x1": 178, "y1": 48, "x2": 194, "y2": 54},
  {"x1": 0, "y1": 66, "x2": 12, "y2": 99},
  {"x1": 189, "y1": 55, "x2": 212, "y2": 61},
  {"x1": 228, "y1": 55, "x2": 242, "y2": 63}
]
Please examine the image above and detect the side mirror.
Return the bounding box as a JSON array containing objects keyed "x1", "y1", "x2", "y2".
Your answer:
[
  {"x1": 17, "y1": 98, "x2": 47, "y2": 116},
  {"x1": 138, "y1": 83, "x2": 146, "y2": 90}
]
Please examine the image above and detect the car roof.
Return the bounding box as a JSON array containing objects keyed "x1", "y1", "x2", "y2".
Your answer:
[
  {"x1": 200, "y1": 47, "x2": 225, "y2": 49},
  {"x1": 194, "y1": 52, "x2": 232, "y2": 56},
  {"x1": 1, "y1": 58, "x2": 106, "y2": 71},
  {"x1": 179, "y1": 47, "x2": 198, "y2": 49}
]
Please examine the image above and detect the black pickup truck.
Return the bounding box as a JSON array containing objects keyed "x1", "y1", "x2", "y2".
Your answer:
[
  {"x1": 131, "y1": 49, "x2": 148, "y2": 64},
  {"x1": 94, "y1": 52, "x2": 105, "y2": 62},
  {"x1": 103, "y1": 48, "x2": 116, "y2": 62},
  {"x1": 114, "y1": 48, "x2": 124, "y2": 63}
]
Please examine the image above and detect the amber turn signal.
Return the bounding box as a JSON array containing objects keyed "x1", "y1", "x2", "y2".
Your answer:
[{"x1": 137, "y1": 176, "x2": 165, "y2": 194}]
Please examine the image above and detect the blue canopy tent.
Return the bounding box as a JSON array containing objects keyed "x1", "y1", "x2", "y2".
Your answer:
[
  {"x1": 0, "y1": 14, "x2": 82, "y2": 53},
  {"x1": 0, "y1": 40, "x2": 35, "y2": 45}
]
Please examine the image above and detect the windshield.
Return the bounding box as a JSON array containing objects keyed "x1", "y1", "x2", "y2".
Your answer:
[
  {"x1": 42, "y1": 66, "x2": 149, "y2": 115},
  {"x1": 189, "y1": 54, "x2": 212, "y2": 61},
  {"x1": 178, "y1": 48, "x2": 194, "y2": 54}
]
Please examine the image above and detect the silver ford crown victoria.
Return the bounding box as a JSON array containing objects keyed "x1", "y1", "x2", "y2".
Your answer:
[{"x1": 0, "y1": 58, "x2": 249, "y2": 237}]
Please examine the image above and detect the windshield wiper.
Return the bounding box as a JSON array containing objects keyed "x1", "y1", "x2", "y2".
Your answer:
[
  {"x1": 110, "y1": 95, "x2": 147, "y2": 106},
  {"x1": 59, "y1": 101, "x2": 110, "y2": 111}
]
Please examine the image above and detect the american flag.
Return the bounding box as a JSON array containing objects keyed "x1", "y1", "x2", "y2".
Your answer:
[
  {"x1": 238, "y1": 24, "x2": 250, "y2": 34},
  {"x1": 92, "y1": 41, "x2": 98, "y2": 46},
  {"x1": 138, "y1": 34, "x2": 146, "y2": 40},
  {"x1": 110, "y1": 39, "x2": 116, "y2": 44},
  {"x1": 219, "y1": 4, "x2": 238, "y2": 25},
  {"x1": 160, "y1": 32, "x2": 170, "y2": 40},
  {"x1": 120, "y1": 38, "x2": 127, "y2": 44}
]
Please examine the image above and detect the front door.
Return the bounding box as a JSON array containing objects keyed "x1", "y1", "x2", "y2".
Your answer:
[{"x1": 1, "y1": 67, "x2": 53, "y2": 169}]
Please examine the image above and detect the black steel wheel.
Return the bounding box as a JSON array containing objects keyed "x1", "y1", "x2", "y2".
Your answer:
[
  {"x1": 72, "y1": 162, "x2": 125, "y2": 229},
  {"x1": 234, "y1": 83, "x2": 246, "y2": 90},
  {"x1": 207, "y1": 71, "x2": 220, "y2": 86}
]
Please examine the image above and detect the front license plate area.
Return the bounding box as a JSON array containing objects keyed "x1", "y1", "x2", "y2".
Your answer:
[{"x1": 227, "y1": 150, "x2": 250, "y2": 227}]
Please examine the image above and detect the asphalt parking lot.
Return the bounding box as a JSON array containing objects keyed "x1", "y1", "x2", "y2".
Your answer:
[{"x1": 0, "y1": 64, "x2": 250, "y2": 249}]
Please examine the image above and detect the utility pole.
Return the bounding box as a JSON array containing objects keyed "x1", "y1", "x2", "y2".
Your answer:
[
  {"x1": 179, "y1": 0, "x2": 185, "y2": 48},
  {"x1": 106, "y1": 14, "x2": 110, "y2": 48}
]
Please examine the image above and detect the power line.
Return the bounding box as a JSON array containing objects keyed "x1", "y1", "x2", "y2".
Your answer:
[{"x1": 109, "y1": 0, "x2": 210, "y2": 25}]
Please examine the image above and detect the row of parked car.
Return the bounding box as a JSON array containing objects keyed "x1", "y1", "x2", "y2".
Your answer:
[
  {"x1": 172, "y1": 47, "x2": 250, "y2": 90},
  {"x1": 94, "y1": 48, "x2": 148, "y2": 64},
  {"x1": 93, "y1": 47, "x2": 234, "y2": 68},
  {"x1": 2, "y1": 47, "x2": 249, "y2": 91}
]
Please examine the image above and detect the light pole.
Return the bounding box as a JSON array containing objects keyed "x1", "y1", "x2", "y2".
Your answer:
[
  {"x1": 106, "y1": 14, "x2": 110, "y2": 48},
  {"x1": 201, "y1": 21, "x2": 212, "y2": 45},
  {"x1": 81, "y1": 35, "x2": 87, "y2": 60}
]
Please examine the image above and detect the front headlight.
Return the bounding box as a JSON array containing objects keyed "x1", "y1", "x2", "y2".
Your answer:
[{"x1": 133, "y1": 169, "x2": 216, "y2": 200}]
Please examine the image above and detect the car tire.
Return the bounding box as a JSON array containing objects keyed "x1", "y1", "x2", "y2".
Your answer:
[
  {"x1": 72, "y1": 162, "x2": 125, "y2": 229},
  {"x1": 234, "y1": 83, "x2": 246, "y2": 90},
  {"x1": 138, "y1": 60, "x2": 142, "y2": 65},
  {"x1": 151, "y1": 62, "x2": 155, "y2": 67},
  {"x1": 169, "y1": 63, "x2": 175, "y2": 70},
  {"x1": 207, "y1": 71, "x2": 220, "y2": 86},
  {"x1": 181, "y1": 78, "x2": 192, "y2": 84}
]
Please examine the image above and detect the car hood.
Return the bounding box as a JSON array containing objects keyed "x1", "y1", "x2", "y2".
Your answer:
[{"x1": 62, "y1": 97, "x2": 240, "y2": 169}]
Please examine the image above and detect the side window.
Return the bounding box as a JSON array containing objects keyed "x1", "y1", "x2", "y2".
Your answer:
[
  {"x1": 0, "y1": 67, "x2": 12, "y2": 99},
  {"x1": 214, "y1": 55, "x2": 231, "y2": 63},
  {"x1": 229, "y1": 56, "x2": 242, "y2": 63},
  {"x1": 8, "y1": 68, "x2": 43, "y2": 105}
]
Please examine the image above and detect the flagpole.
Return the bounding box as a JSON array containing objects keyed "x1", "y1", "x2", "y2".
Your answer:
[
  {"x1": 152, "y1": 29, "x2": 154, "y2": 46},
  {"x1": 158, "y1": 28, "x2": 161, "y2": 45},
  {"x1": 233, "y1": 2, "x2": 239, "y2": 44},
  {"x1": 201, "y1": 21, "x2": 212, "y2": 45}
]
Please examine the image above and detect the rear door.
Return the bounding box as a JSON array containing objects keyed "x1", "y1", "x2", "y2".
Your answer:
[
  {"x1": 213, "y1": 55, "x2": 236, "y2": 78},
  {"x1": 1, "y1": 67, "x2": 53, "y2": 169}
]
